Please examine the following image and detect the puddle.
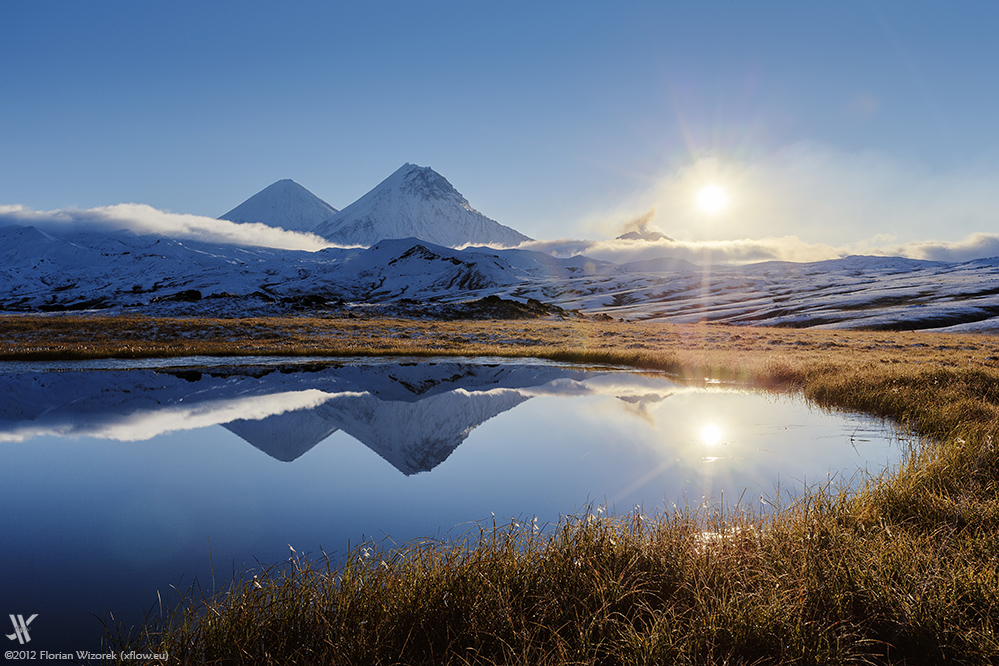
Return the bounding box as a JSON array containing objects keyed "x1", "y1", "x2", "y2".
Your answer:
[{"x1": 0, "y1": 358, "x2": 911, "y2": 653}]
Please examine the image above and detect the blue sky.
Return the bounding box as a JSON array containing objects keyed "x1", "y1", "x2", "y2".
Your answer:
[{"x1": 3, "y1": 1, "x2": 998, "y2": 258}]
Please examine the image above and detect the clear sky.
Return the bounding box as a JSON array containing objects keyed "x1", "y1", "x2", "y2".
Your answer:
[{"x1": 3, "y1": 1, "x2": 998, "y2": 260}]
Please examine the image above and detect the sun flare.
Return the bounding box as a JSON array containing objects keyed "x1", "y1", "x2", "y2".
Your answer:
[
  {"x1": 700, "y1": 423, "x2": 723, "y2": 447},
  {"x1": 697, "y1": 185, "x2": 728, "y2": 215}
]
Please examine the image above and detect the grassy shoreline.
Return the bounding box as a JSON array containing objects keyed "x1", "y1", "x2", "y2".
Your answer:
[{"x1": 4, "y1": 314, "x2": 999, "y2": 663}]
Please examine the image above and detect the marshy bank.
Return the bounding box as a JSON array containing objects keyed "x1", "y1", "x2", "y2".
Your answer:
[{"x1": 3, "y1": 315, "x2": 999, "y2": 663}]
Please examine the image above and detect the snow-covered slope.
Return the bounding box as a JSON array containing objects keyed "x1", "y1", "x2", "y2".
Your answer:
[
  {"x1": 314, "y1": 163, "x2": 532, "y2": 248},
  {"x1": 4, "y1": 220, "x2": 999, "y2": 330},
  {"x1": 220, "y1": 179, "x2": 338, "y2": 232},
  {"x1": 0, "y1": 226, "x2": 602, "y2": 314},
  {"x1": 0, "y1": 223, "x2": 352, "y2": 313},
  {"x1": 559, "y1": 254, "x2": 999, "y2": 331}
]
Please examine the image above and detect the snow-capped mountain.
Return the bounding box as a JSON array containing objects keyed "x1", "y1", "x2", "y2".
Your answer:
[
  {"x1": 219, "y1": 179, "x2": 337, "y2": 232},
  {"x1": 314, "y1": 163, "x2": 532, "y2": 248}
]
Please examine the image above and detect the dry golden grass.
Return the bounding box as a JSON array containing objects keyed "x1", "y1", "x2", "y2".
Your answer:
[{"x1": 3, "y1": 313, "x2": 999, "y2": 371}]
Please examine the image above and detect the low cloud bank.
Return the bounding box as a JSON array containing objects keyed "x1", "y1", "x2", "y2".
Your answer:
[
  {"x1": 872, "y1": 233, "x2": 999, "y2": 263},
  {"x1": 0, "y1": 203, "x2": 335, "y2": 251},
  {"x1": 3, "y1": 202, "x2": 999, "y2": 265},
  {"x1": 518, "y1": 236, "x2": 843, "y2": 265},
  {"x1": 517, "y1": 232, "x2": 999, "y2": 266}
]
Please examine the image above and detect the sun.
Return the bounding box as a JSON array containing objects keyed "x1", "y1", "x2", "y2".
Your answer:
[{"x1": 697, "y1": 185, "x2": 728, "y2": 215}]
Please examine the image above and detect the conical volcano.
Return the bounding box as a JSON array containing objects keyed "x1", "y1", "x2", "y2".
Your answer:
[
  {"x1": 220, "y1": 179, "x2": 338, "y2": 233},
  {"x1": 314, "y1": 163, "x2": 531, "y2": 248}
]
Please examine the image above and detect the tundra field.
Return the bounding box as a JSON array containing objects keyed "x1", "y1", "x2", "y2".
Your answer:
[{"x1": 4, "y1": 314, "x2": 999, "y2": 664}]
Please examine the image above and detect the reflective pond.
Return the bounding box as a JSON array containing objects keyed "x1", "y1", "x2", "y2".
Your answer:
[{"x1": 0, "y1": 357, "x2": 910, "y2": 653}]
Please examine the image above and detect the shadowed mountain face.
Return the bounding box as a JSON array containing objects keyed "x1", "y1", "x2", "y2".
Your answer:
[{"x1": 0, "y1": 360, "x2": 616, "y2": 475}]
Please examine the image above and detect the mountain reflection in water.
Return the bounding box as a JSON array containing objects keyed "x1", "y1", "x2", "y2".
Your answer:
[
  {"x1": 1, "y1": 360, "x2": 594, "y2": 473},
  {"x1": 0, "y1": 358, "x2": 907, "y2": 654}
]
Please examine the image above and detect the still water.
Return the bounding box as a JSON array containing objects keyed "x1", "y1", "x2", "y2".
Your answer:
[{"x1": 0, "y1": 357, "x2": 908, "y2": 653}]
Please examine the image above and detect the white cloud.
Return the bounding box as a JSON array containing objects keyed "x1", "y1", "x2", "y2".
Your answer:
[{"x1": 0, "y1": 203, "x2": 336, "y2": 251}]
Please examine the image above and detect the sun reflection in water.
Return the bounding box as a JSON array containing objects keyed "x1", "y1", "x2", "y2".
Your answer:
[
  {"x1": 700, "y1": 423, "x2": 723, "y2": 447},
  {"x1": 700, "y1": 423, "x2": 724, "y2": 463}
]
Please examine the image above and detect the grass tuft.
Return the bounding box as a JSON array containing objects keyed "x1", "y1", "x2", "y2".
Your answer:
[{"x1": 111, "y1": 498, "x2": 999, "y2": 664}]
